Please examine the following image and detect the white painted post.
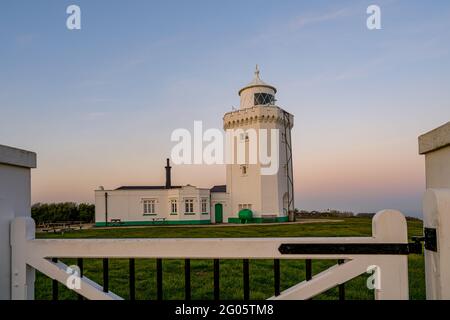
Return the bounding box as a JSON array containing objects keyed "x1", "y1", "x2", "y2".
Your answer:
[
  {"x1": 0, "y1": 144, "x2": 36, "y2": 300},
  {"x1": 11, "y1": 217, "x2": 36, "y2": 300},
  {"x1": 371, "y1": 210, "x2": 409, "y2": 300},
  {"x1": 419, "y1": 122, "x2": 450, "y2": 299}
]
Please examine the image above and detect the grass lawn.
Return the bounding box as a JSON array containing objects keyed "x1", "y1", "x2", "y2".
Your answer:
[{"x1": 35, "y1": 217, "x2": 425, "y2": 300}]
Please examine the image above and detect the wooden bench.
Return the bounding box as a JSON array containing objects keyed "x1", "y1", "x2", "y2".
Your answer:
[
  {"x1": 152, "y1": 217, "x2": 167, "y2": 224},
  {"x1": 110, "y1": 219, "x2": 124, "y2": 226}
]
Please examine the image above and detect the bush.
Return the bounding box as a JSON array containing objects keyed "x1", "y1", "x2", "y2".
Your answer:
[
  {"x1": 32, "y1": 202, "x2": 95, "y2": 224},
  {"x1": 295, "y1": 209, "x2": 354, "y2": 218}
]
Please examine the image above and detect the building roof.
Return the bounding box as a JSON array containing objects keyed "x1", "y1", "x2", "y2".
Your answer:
[
  {"x1": 419, "y1": 121, "x2": 450, "y2": 154},
  {"x1": 0, "y1": 144, "x2": 36, "y2": 168},
  {"x1": 115, "y1": 186, "x2": 182, "y2": 190},
  {"x1": 210, "y1": 185, "x2": 226, "y2": 193},
  {"x1": 238, "y1": 65, "x2": 277, "y2": 96}
]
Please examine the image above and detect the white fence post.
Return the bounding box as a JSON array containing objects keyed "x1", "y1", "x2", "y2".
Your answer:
[
  {"x1": 11, "y1": 217, "x2": 36, "y2": 300},
  {"x1": 419, "y1": 122, "x2": 450, "y2": 299}
]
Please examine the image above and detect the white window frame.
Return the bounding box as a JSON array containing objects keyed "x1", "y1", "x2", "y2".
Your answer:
[
  {"x1": 170, "y1": 199, "x2": 178, "y2": 214},
  {"x1": 143, "y1": 199, "x2": 156, "y2": 215},
  {"x1": 184, "y1": 198, "x2": 194, "y2": 214},
  {"x1": 201, "y1": 198, "x2": 208, "y2": 214}
]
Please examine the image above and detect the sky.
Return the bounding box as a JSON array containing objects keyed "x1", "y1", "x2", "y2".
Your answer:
[{"x1": 1, "y1": 0, "x2": 450, "y2": 217}]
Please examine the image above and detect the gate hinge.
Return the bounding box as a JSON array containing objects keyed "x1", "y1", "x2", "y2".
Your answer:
[{"x1": 412, "y1": 227, "x2": 437, "y2": 252}]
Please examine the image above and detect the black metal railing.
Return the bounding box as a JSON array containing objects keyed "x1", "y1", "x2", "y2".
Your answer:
[{"x1": 49, "y1": 258, "x2": 320, "y2": 300}]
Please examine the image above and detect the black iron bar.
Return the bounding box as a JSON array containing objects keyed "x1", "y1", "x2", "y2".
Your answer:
[
  {"x1": 305, "y1": 259, "x2": 312, "y2": 281},
  {"x1": 338, "y1": 259, "x2": 345, "y2": 300},
  {"x1": 52, "y1": 258, "x2": 58, "y2": 300},
  {"x1": 129, "y1": 258, "x2": 135, "y2": 300},
  {"x1": 103, "y1": 258, "x2": 109, "y2": 293},
  {"x1": 185, "y1": 259, "x2": 191, "y2": 300},
  {"x1": 157, "y1": 259, "x2": 163, "y2": 300},
  {"x1": 213, "y1": 259, "x2": 220, "y2": 300},
  {"x1": 274, "y1": 259, "x2": 280, "y2": 296},
  {"x1": 77, "y1": 258, "x2": 83, "y2": 300},
  {"x1": 243, "y1": 259, "x2": 250, "y2": 300}
]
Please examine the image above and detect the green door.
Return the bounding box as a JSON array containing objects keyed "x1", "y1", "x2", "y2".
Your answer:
[{"x1": 215, "y1": 203, "x2": 223, "y2": 224}]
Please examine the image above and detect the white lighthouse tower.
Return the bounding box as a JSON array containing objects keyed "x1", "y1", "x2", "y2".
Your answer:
[{"x1": 223, "y1": 66, "x2": 295, "y2": 223}]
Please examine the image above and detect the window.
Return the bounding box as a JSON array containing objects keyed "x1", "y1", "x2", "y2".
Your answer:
[
  {"x1": 254, "y1": 93, "x2": 274, "y2": 106},
  {"x1": 241, "y1": 165, "x2": 248, "y2": 175},
  {"x1": 201, "y1": 198, "x2": 208, "y2": 214},
  {"x1": 238, "y1": 204, "x2": 252, "y2": 211},
  {"x1": 240, "y1": 132, "x2": 249, "y2": 141},
  {"x1": 184, "y1": 199, "x2": 194, "y2": 214},
  {"x1": 170, "y1": 199, "x2": 177, "y2": 214},
  {"x1": 143, "y1": 199, "x2": 156, "y2": 215}
]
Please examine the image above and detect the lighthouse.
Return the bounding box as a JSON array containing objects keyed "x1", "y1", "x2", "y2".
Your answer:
[
  {"x1": 94, "y1": 66, "x2": 295, "y2": 226},
  {"x1": 223, "y1": 66, "x2": 295, "y2": 222}
]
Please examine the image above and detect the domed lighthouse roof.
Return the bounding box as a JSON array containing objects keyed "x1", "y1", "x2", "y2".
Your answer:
[
  {"x1": 238, "y1": 66, "x2": 277, "y2": 109},
  {"x1": 238, "y1": 65, "x2": 277, "y2": 96}
]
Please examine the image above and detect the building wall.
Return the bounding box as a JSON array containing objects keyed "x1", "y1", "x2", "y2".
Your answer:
[
  {"x1": 425, "y1": 148, "x2": 450, "y2": 188},
  {"x1": 419, "y1": 121, "x2": 450, "y2": 189},
  {"x1": 223, "y1": 105, "x2": 293, "y2": 222},
  {"x1": 95, "y1": 185, "x2": 211, "y2": 226}
]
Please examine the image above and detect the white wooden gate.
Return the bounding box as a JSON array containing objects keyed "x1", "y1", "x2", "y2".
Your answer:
[{"x1": 11, "y1": 210, "x2": 414, "y2": 300}]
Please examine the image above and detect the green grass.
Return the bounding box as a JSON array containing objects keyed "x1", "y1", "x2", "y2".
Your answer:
[{"x1": 35, "y1": 217, "x2": 425, "y2": 300}]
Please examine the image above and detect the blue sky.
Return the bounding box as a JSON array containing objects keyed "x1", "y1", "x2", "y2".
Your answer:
[{"x1": 1, "y1": 0, "x2": 450, "y2": 217}]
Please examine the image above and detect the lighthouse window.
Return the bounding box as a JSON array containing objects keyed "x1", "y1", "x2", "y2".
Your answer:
[
  {"x1": 254, "y1": 93, "x2": 274, "y2": 106},
  {"x1": 184, "y1": 199, "x2": 194, "y2": 214},
  {"x1": 240, "y1": 133, "x2": 249, "y2": 141},
  {"x1": 239, "y1": 204, "x2": 252, "y2": 210}
]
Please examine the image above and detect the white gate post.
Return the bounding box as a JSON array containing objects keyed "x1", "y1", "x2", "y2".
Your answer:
[
  {"x1": 0, "y1": 144, "x2": 36, "y2": 300},
  {"x1": 372, "y1": 210, "x2": 409, "y2": 300},
  {"x1": 423, "y1": 189, "x2": 450, "y2": 299},
  {"x1": 11, "y1": 217, "x2": 36, "y2": 300},
  {"x1": 419, "y1": 121, "x2": 450, "y2": 299}
]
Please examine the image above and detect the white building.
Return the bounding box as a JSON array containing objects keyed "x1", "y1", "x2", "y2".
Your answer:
[{"x1": 95, "y1": 67, "x2": 294, "y2": 226}]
